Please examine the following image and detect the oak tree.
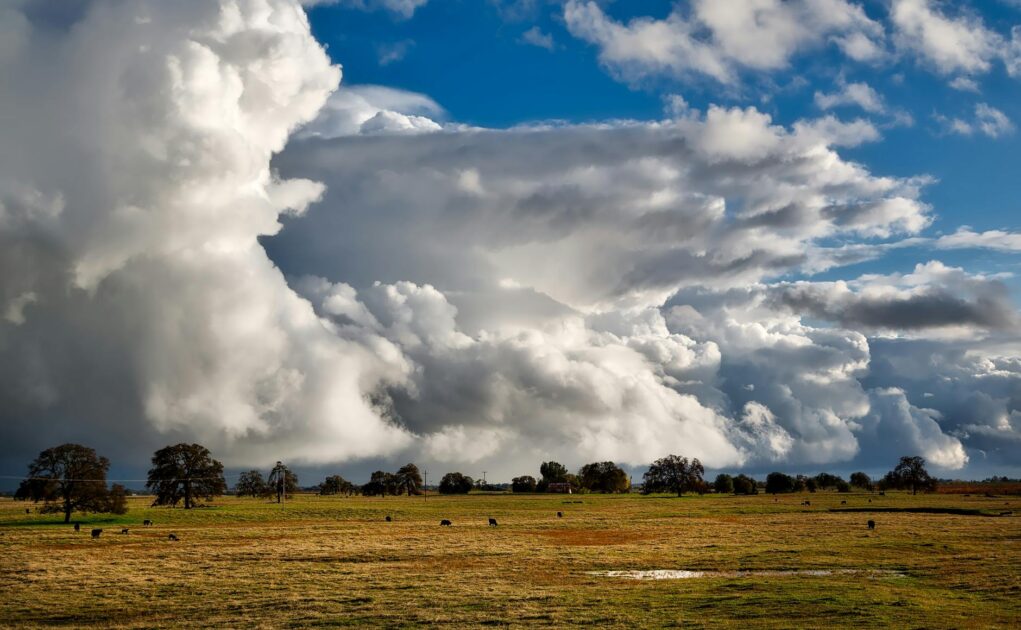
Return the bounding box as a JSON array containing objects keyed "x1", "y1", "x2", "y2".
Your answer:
[
  {"x1": 23, "y1": 444, "x2": 115, "y2": 523},
  {"x1": 147, "y1": 443, "x2": 226, "y2": 509}
]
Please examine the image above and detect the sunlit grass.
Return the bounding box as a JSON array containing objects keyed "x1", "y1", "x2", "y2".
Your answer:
[{"x1": 1, "y1": 491, "x2": 1018, "y2": 627}]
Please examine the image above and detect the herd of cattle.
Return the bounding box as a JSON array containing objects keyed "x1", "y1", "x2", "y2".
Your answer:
[
  {"x1": 68, "y1": 503, "x2": 888, "y2": 541},
  {"x1": 74, "y1": 518, "x2": 179, "y2": 540}
]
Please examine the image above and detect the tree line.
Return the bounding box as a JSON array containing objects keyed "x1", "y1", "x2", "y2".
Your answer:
[
  {"x1": 14, "y1": 442, "x2": 291, "y2": 521},
  {"x1": 12, "y1": 442, "x2": 941, "y2": 521},
  {"x1": 713, "y1": 456, "x2": 937, "y2": 496}
]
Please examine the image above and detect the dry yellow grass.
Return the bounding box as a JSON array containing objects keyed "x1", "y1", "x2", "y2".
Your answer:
[{"x1": 1, "y1": 491, "x2": 1019, "y2": 627}]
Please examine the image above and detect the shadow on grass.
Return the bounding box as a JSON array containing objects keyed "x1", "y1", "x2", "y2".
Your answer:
[
  {"x1": 828, "y1": 507, "x2": 1006, "y2": 517},
  {"x1": 0, "y1": 516, "x2": 130, "y2": 527}
]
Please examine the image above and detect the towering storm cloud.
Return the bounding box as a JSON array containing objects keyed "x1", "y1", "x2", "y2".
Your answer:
[
  {"x1": 0, "y1": 0, "x2": 414, "y2": 470},
  {"x1": 2, "y1": 0, "x2": 1019, "y2": 480}
]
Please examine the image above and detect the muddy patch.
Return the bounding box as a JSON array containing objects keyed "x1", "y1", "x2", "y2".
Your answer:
[{"x1": 588, "y1": 569, "x2": 906, "y2": 580}]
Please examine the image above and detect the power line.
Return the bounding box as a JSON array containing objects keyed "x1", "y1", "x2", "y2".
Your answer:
[{"x1": 0, "y1": 474, "x2": 241, "y2": 483}]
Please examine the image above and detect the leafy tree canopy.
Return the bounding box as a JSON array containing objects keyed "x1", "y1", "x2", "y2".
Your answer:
[
  {"x1": 733, "y1": 474, "x2": 758, "y2": 495},
  {"x1": 235, "y1": 470, "x2": 270, "y2": 498},
  {"x1": 642, "y1": 455, "x2": 705, "y2": 496},
  {"x1": 511, "y1": 475, "x2": 537, "y2": 493},
  {"x1": 714, "y1": 473, "x2": 734, "y2": 494},
  {"x1": 850, "y1": 472, "x2": 874, "y2": 491},
  {"x1": 147, "y1": 443, "x2": 226, "y2": 509},
  {"x1": 319, "y1": 474, "x2": 355, "y2": 496},
  {"x1": 765, "y1": 472, "x2": 796, "y2": 494},
  {"x1": 23, "y1": 443, "x2": 115, "y2": 523},
  {"x1": 395, "y1": 463, "x2": 423, "y2": 496},
  {"x1": 438, "y1": 472, "x2": 473, "y2": 494},
  {"x1": 578, "y1": 461, "x2": 630, "y2": 493},
  {"x1": 883, "y1": 456, "x2": 937, "y2": 495}
]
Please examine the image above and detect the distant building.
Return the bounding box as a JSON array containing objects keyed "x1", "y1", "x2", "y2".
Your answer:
[{"x1": 547, "y1": 482, "x2": 573, "y2": 494}]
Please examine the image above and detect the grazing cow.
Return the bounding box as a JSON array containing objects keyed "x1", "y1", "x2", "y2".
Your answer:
[
  {"x1": 801, "y1": 500, "x2": 811, "y2": 506},
  {"x1": 868, "y1": 499, "x2": 872, "y2": 503},
  {"x1": 143, "y1": 519, "x2": 153, "y2": 526},
  {"x1": 440, "y1": 519, "x2": 452, "y2": 526},
  {"x1": 168, "y1": 533, "x2": 178, "y2": 541},
  {"x1": 1001, "y1": 511, "x2": 1014, "y2": 516},
  {"x1": 488, "y1": 518, "x2": 498, "y2": 527},
  {"x1": 73, "y1": 523, "x2": 80, "y2": 532},
  {"x1": 557, "y1": 512, "x2": 563, "y2": 518},
  {"x1": 385, "y1": 516, "x2": 392, "y2": 522},
  {"x1": 840, "y1": 500, "x2": 847, "y2": 505},
  {"x1": 120, "y1": 528, "x2": 129, "y2": 534},
  {"x1": 25, "y1": 508, "x2": 30, "y2": 514},
  {"x1": 879, "y1": 491, "x2": 886, "y2": 496},
  {"x1": 867, "y1": 520, "x2": 876, "y2": 530},
  {"x1": 91, "y1": 529, "x2": 103, "y2": 539}
]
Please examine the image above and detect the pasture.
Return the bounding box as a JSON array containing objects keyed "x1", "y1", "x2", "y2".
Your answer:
[{"x1": 1, "y1": 491, "x2": 1018, "y2": 628}]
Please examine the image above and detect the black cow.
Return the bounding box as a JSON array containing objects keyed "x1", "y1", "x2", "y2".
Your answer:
[
  {"x1": 867, "y1": 520, "x2": 876, "y2": 530},
  {"x1": 168, "y1": 533, "x2": 178, "y2": 541},
  {"x1": 840, "y1": 500, "x2": 847, "y2": 505},
  {"x1": 440, "y1": 519, "x2": 452, "y2": 526},
  {"x1": 73, "y1": 523, "x2": 80, "y2": 532},
  {"x1": 385, "y1": 515, "x2": 392, "y2": 522},
  {"x1": 143, "y1": 519, "x2": 153, "y2": 526},
  {"x1": 25, "y1": 508, "x2": 30, "y2": 514},
  {"x1": 488, "y1": 518, "x2": 498, "y2": 527},
  {"x1": 556, "y1": 512, "x2": 563, "y2": 518},
  {"x1": 120, "y1": 528, "x2": 129, "y2": 534},
  {"x1": 91, "y1": 529, "x2": 103, "y2": 539}
]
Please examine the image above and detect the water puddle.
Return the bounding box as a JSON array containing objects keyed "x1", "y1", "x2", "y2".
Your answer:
[{"x1": 588, "y1": 569, "x2": 905, "y2": 580}]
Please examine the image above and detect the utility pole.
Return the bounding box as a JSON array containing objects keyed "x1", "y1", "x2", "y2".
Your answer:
[
  {"x1": 423, "y1": 470, "x2": 427, "y2": 501},
  {"x1": 482, "y1": 471, "x2": 487, "y2": 486}
]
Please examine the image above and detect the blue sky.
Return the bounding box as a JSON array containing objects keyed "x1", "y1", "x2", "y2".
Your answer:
[{"x1": 6, "y1": 0, "x2": 1021, "y2": 485}]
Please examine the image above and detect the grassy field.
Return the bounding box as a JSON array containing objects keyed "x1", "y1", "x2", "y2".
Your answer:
[{"x1": 1, "y1": 491, "x2": 1019, "y2": 628}]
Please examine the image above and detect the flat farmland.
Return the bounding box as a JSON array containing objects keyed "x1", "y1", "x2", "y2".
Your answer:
[{"x1": 1, "y1": 492, "x2": 1019, "y2": 628}]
